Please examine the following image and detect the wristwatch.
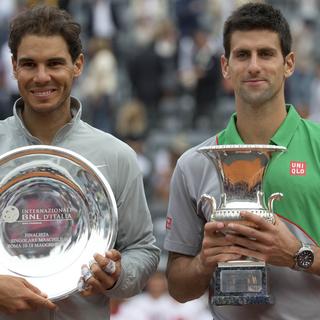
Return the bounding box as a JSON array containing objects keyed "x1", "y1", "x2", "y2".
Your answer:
[{"x1": 293, "y1": 242, "x2": 314, "y2": 271}]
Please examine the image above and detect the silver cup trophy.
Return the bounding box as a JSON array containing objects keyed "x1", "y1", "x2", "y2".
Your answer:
[
  {"x1": 197, "y1": 144, "x2": 286, "y2": 306},
  {"x1": 0, "y1": 145, "x2": 118, "y2": 301}
]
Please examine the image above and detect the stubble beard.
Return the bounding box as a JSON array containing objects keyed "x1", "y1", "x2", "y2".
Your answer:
[{"x1": 238, "y1": 84, "x2": 281, "y2": 108}]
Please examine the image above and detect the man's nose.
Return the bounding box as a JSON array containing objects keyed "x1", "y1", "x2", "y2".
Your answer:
[
  {"x1": 248, "y1": 55, "x2": 261, "y2": 74},
  {"x1": 33, "y1": 65, "x2": 51, "y2": 82}
]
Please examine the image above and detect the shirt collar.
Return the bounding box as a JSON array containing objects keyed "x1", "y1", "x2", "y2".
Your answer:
[
  {"x1": 217, "y1": 105, "x2": 301, "y2": 147},
  {"x1": 217, "y1": 112, "x2": 243, "y2": 145}
]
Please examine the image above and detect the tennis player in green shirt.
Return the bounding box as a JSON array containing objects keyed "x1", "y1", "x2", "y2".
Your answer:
[{"x1": 165, "y1": 3, "x2": 320, "y2": 319}]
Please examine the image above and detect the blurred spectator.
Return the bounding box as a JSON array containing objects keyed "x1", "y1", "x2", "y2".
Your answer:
[
  {"x1": 152, "y1": 134, "x2": 189, "y2": 207},
  {"x1": 0, "y1": 0, "x2": 16, "y2": 22},
  {"x1": 123, "y1": 271, "x2": 177, "y2": 320},
  {"x1": 89, "y1": 0, "x2": 116, "y2": 40},
  {"x1": 58, "y1": 0, "x2": 71, "y2": 10},
  {"x1": 115, "y1": 98, "x2": 148, "y2": 139},
  {"x1": 174, "y1": 0, "x2": 206, "y2": 38},
  {"x1": 110, "y1": 297, "x2": 146, "y2": 320},
  {"x1": 26, "y1": 0, "x2": 59, "y2": 7},
  {"x1": 191, "y1": 28, "x2": 221, "y2": 128},
  {"x1": 125, "y1": 1, "x2": 171, "y2": 128},
  {"x1": 127, "y1": 18, "x2": 179, "y2": 128},
  {"x1": 307, "y1": 62, "x2": 320, "y2": 123},
  {"x1": 287, "y1": 14, "x2": 318, "y2": 118},
  {"x1": 111, "y1": 271, "x2": 211, "y2": 320},
  {"x1": 115, "y1": 99, "x2": 153, "y2": 196},
  {"x1": 177, "y1": 27, "x2": 221, "y2": 130},
  {"x1": 126, "y1": 0, "x2": 168, "y2": 51},
  {"x1": 154, "y1": 19, "x2": 179, "y2": 99},
  {"x1": 78, "y1": 37, "x2": 118, "y2": 132},
  {"x1": 287, "y1": 64, "x2": 314, "y2": 119},
  {"x1": 0, "y1": 42, "x2": 19, "y2": 118},
  {"x1": 127, "y1": 41, "x2": 162, "y2": 127},
  {"x1": 0, "y1": 0, "x2": 16, "y2": 45},
  {"x1": 0, "y1": 57, "x2": 9, "y2": 120}
]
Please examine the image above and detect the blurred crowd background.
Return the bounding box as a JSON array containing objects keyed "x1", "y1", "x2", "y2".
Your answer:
[{"x1": 1, "y1": 0, "x2": 320, "y2": 318}]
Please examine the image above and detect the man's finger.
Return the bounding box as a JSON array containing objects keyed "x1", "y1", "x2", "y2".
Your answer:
[{"x1": 27, "y1": 292, "x2": 57, "y2": 310}]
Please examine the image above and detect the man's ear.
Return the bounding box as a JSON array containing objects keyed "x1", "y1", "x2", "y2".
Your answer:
[
  {"x1": 221, "y1": 55, "x2": 230, "y2": 79},
  {"x1": 73, "y1": 53, "x2": 84, "y2": 78},
  {"x1": 284, "y1": 52, "x2": 295, "y2": 79}
]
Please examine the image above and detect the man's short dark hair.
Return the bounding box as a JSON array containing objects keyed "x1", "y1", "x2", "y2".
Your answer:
[
  {"x1": 223, "y1": 2, "x2": 292, "y2": 59},
  {"x1": 9, "y1": 5, "x2": 83, "y2": 62}
]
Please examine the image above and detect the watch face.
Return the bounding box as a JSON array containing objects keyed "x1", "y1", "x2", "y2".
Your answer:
[{"x1": 297, "y1": 250, "x2": 314, "y2": 269}]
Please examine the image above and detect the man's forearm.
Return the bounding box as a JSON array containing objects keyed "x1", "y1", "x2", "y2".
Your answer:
[{"x1": 166, "y1": 252, "x2": 213, "y2": 303}]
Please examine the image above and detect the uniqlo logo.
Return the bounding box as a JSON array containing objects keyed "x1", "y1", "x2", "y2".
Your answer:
[
  {"x1": 166, "y1": 217, "x2": 173, "y2": 230},
  {"x1": 290, "y1": 161, "x2": 306, "y2": 176}
]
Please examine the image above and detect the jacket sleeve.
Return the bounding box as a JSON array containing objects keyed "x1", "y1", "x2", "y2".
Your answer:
[{"x1": 105, "y1": 150, "x2": 160, "y2": 298}]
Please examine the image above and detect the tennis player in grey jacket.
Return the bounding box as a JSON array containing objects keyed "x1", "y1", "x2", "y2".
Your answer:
[{"x1": 0, "y1": 5, "x2": 160, "y2": 319}]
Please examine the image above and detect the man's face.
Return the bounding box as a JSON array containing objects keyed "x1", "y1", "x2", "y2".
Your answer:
[
  {"x1": 12, "y1": 34, "x2": 83, "y2": 115},
  {"x1": 221, "y1": 30, "x2": 294, "y2": 107}
]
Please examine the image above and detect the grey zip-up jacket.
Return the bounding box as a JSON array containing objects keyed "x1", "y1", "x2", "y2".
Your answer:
[{"x1": 0, "y1": 97, "x2": 160, "y2": 320}]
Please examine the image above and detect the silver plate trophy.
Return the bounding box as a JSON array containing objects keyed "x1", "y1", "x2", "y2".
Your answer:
[
  {"x1": 0, "y1": 145, "x2": 118, "y2": 301},
  {"x1": 197, "y1": 144, "x2": 286, "y2": 306}
]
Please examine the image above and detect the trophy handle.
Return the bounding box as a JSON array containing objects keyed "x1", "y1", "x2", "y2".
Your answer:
[
  {"x1": 267, "y1": 192, "x2": 283, "y2": 212},
  {"x1": 198, "y1": 194, "x2": 217, "y2": 221},
  {"x1": 257, "y1": 191, "x2": 264, "y2": 207}
]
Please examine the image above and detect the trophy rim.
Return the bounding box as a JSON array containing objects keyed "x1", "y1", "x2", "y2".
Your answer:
[{"x1": 0, "y1": 145, "x2": 118, "y2": 300}]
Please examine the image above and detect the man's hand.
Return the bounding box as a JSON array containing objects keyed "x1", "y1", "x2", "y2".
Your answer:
[
  {"x1": 224, "y1": 211, "x2": 300, "y2": 268},
  {"x1": 0, "y1": 275, "x2": 56, "y2": 314},
  {"x1": 80, "y1": 249, "x2": 121, "y2": 296},
  {"x1": 197, "y1": 220, "x2": 243, "y2": 276}
]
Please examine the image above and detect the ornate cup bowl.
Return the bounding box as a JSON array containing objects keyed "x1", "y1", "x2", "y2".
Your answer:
[{"x1": 198, "y1": 144, "x2": 286, "y2": 306}]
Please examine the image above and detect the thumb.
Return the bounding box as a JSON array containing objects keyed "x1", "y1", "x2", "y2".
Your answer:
[
  {"x1": 22, "y1": 279, "x2": 46, "y2": 297},
  {"x1": 28, "y1": 291, "x2": 57, "y2": 310},
  {"x1": 106, "y1": 249, "x2": 121, "y2": 261}
]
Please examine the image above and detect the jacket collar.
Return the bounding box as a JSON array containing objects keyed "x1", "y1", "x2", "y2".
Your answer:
[{"x1": 13, "y1": 96, "x2": 83, "y2": 144}]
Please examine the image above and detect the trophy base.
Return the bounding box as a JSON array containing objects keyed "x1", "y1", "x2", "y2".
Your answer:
[
  {"x1": 211, "y1": 294, "x2": 273, "y2": 306},
  {"x1": 210, "y1": 261, "x2": 273, "y2": 306}
]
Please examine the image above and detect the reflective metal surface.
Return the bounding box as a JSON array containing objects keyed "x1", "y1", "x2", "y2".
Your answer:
[
  {"x1": 0, "y1": 145, "x2": 118, "y2": 301},
  {"x1": 198, "y1": 144, "x2": 287, "y2": 224},
  {"x1": 198, "y1": 144, "x2": 287, "y2": 306}
]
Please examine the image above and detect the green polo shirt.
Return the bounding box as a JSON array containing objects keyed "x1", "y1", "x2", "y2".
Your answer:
[{"x1": 217, "y1": 105, "x2": 320, "y2": 245}]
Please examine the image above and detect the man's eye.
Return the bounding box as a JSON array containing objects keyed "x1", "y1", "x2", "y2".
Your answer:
[
  {"x1": 48, "y1": 61, "x2": 61, "y2": 67},
  {"x1": 48, "y1": 60, "x2": 66, "y2": 68},
  {"x1": 236, "y1": 52, "x2": 248, "y2": 59},
  {"x1": 260, "y1": 51, "x2": 274, "y2": 58},
  {"x1": 20, "y1": 62, "x2": 35, "y2": 68}
]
